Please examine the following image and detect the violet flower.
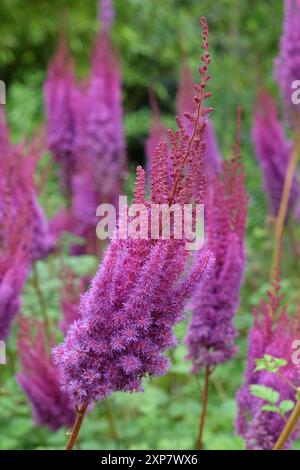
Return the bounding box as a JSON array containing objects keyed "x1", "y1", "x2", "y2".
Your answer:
[
  {"x1": 185, "y1": 155, "x2": 248, "y2": 373},
  {"x1": 44, "y1": 35, "x2": 77, "y2": 196},
  {"x1": 252, "y1": 89, "x2": 299, "y2": 217},
  {"x1": 275, "y1": 0, "x2": 300, "y2": 124},
  {"x1": 16, "y1": 317, "x2": 75, "y2": 431},
  {"x1": 236, "y1": 284, "x2": 300, "y2": 450},
  {"x1": 53, "y1": 17, "x2": 214, "y2": 406}
]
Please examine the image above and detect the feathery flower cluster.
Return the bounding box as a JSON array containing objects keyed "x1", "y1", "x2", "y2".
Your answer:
[
  {"x1": 53, "y1": 17, "x2": 214, "y2": 406},
  {"x1": 185, "y1": 152, "x2": 248, "y2": 373},
  {"x1": 236, "y1": 283, "x2": 300, "y2": 450},
  {"x1": 252, "y1": 89, "x2": 299, "y2": 217},
  {"x1": 44, "y1": 35, "x2": 77, "y2": 196},
  {"x1": 275, "y1": 0, "x2": 300, "y2": 124},
  {"x1": 16, "y1": 317, "x2": 75, "y2": 431}
]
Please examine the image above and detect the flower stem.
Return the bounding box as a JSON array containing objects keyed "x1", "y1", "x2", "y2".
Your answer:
[
  {"x1": 66, "y1": 404, "x2": 88, "y2": 450},
  {"x1": 196, "y1": 366, "x2": 210, "y2": 450},
  {"x1": 270, "y1": 136, "x2": 300, "y2": 283},
  {"x1": 273, "y1": 390, "x2": 300, "y2": 450}
]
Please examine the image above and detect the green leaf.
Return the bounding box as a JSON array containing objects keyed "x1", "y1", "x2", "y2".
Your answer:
[
  {"x1": 254, "y1": 355, "x2": 287, "y2": 373},
  {"x1": 261, "y1": 405, "x2": 281, "y2": 414},
  {"x1": 250, "y1": 384, "x2": 280, "y2": 404},
  {"x1": 279, "y1": 400, "x2": 295, "y2": 415}
]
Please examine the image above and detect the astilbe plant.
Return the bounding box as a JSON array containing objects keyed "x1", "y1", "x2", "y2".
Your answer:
[
  {"x1": 252, "y1": 89, "x2": 299, "y2": 218},
  {"x1": 53, "y1": 17, "x2": 214, "y2": 449},
  {"x1": 275, "y1": 0, "x2": 300, "y2": 125},
  {"x1": 184, "y1": 120, "x2": 247, "y2": 449},
  {"x1": 16, "y1": 316, "x2": 75, "y2": 431},
  {"x1": 236, "y1": 282, "x2": 300, "y2": 450}
]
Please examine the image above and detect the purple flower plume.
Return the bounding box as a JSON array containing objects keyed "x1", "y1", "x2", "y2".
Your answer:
[
  {"x1": 44, "y1": 35, "x2": 77, "y2": 196},
  {"x1": 53, "y1": 17, "x2": 214, "y2": 406},
  {"x1": 16, "y1": 317, "x2": 75, "y2": 431},
  {"x1": 185, "y1": 154, "x2": 247, "y2": 373},
  {"x1": 83, "y1": 8, "x2": 126, "y2": 206},
  {"x1": 275, "y1": 0, "x2": 300, "y2": 124},
  {"x1": 252, "y1": 89, "x2": 299, "y2": 217},
  {"x1": 236, "y1": 283, "x2": 300, "y2": 450}
]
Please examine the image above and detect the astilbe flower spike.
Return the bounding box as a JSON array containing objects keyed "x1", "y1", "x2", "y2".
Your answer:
[
  {"x1": 53, "y1": 18, "x2": 213, "y2": 413},
  {"x1": 16, "y1": 316, "x2": 75, "y2": 431},
  {"x1": 252, "y1": 89, "x2": 299, "y2": 218},
  {"x1": 44, "y1": 34, "x2": 77, "y2": 197},
  {"x1": 275, "y1": 0, "x2": 300, "y2": 125},
  {"x1": 83, "y1": 0, "x2": 126, "y2": 206},
  {"x1": 176, "y1": 60, "x2": 221, "y2": 174},
  {"x1": 236, "y1": 282, "x2": 300, "y2": 450},
  {"x1": 185, "y1": 140, "x2": 248, "y2": 373}
]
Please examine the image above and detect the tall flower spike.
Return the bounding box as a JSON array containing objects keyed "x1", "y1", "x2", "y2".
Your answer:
[
  {"x1": 275, "y1": 0, "x2": 300, "y2": 125},
  {"x1": 176, "y1": 60, "x2": 221, "y2": 174},
  {"x1": 252, "y1": 89, "x2": 299, "y2": 218},
  {"x1": 44, "y1": 34, "x2": 77, "y2": 196},
  {"x1": 16, "y1": 317, "x2": 75, "y2": 431},
  {"x1": 84, "y1": 1, "x2": 126, "y2": 207},
  {"x1": 185, "y1": 132, "x2": 248, "y2": 373},
  {"x1": 236, "y1": 283, "x2": 300, "y2": 450},
  {"x1": 53, "y1": 17, "x2": 214, "y2": 408}
]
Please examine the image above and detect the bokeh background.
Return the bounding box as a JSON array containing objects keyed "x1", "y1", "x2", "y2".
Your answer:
[{"x1": 1, "y1": 0, "x2": 299, "y2": 450}]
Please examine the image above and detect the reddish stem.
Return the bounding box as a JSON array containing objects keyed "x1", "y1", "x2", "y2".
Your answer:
[
  {"x1": 196, "y1": 366, "x2": 210, "y2": 450},
  {"x1": 66, "y1": 403, "x2": 88, "y2": 450}
]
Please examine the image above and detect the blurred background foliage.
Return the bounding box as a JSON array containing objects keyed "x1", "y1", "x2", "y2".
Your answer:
[{"x1": 1, "y1": 0, "x2": 300, "y2": 450}]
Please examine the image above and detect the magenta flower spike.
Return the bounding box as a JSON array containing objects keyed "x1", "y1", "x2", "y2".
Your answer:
[
  {"x1": 275, "y1": 0, "x2": 300, "y2": 125},
  {"x1": 53, "y1": 17, "x2": 214, "y2": 407},
  {"x1": 236, "y1": 283, "x2": 300, "y2": 450},
  {"x1": 185, "y1": 154, "x2": 248, "y2": 373},
  {"x1": 252, "y1": 89, "x2": 299, "y2": 218},
  {"x1": 44, "y1": 35, "x2": 77, "y2": 196},
  {"x1": 176, "y1": 61, "x2": 222, "y2": 174},
  {"x1": 83, "y1": 0, "x2": 126, "y2": 206},
  {"x1": 16, "y1": 317, "x2": 75, "y2": 431}
]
